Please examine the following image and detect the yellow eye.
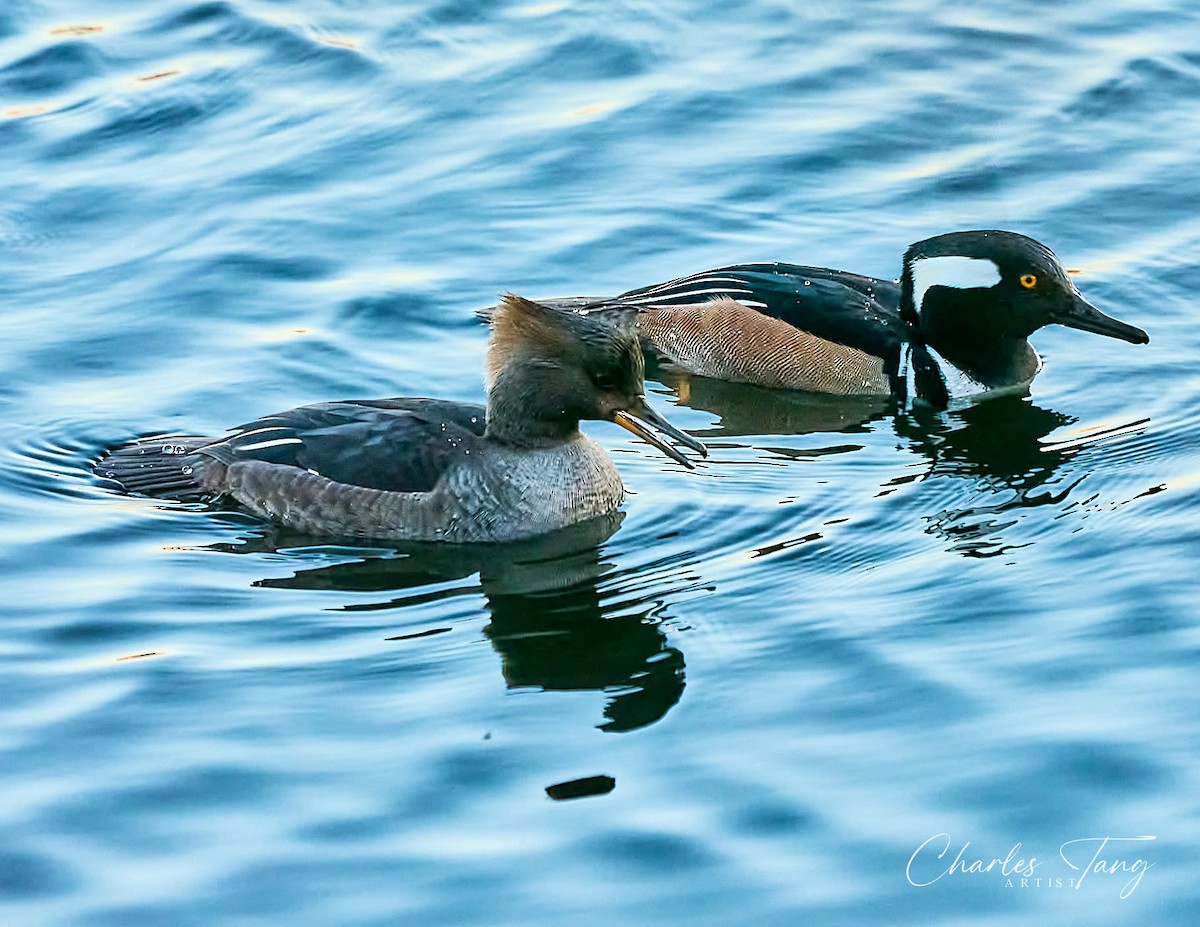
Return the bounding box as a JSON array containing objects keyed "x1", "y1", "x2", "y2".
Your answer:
[{"x1": 1020, "y1": 273, "x2": 1037, "y2": 289}]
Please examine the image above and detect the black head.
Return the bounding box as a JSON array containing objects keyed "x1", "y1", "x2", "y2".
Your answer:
[
  {"x1": 485, "y1": 294, "x2": 706, "y2": 466},
  {"x1": 899, "y1": 231, "x2": 1149, "y2": 364}
]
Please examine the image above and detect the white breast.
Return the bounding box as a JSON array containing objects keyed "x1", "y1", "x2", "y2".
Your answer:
[{"x1": 901, "y1": 344, "x2": 1043, "y2": 409}]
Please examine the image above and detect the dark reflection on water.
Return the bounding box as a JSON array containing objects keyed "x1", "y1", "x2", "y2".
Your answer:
[
  {"x1": 202, "y1": 512, "x2": 690, "y2": 732},
  {"x1": 216, "y1": 513, "x2": 623, "y2": 597},
  {"x1": 486, "y1": 583, "x2": 685, "y2": 733},
  {"x1": 896, "y1": 397, "x2": 1080, "y2": 557},
  {"x1": 898, "y1": 397, "x2": 1074, "y2": 486},
  {"x1": 658, "y1": 372, "x2": 1154, "y2": 558},
  {"x1": 3, "y1": 0, "x2": 1196, "y2": 921},
  {"x1": 655, "y1": 366, "x2": 893, "y2": 438},
  {"x1": 897, "y1": 398, "x2": 1151, "y2": 557}
]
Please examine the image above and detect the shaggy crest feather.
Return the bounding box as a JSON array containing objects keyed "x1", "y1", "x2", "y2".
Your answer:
[{"x1": 486, "y1": 293, "x2": 632, "y2": 391}]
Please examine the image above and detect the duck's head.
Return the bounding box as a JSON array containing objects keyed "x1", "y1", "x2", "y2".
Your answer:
[
  {"x1": 899, "y1": 230, "x2": 1149, "y2": 364},
  {"x1": 485, "y1": 293, "x2": 706, "y2": 467}
]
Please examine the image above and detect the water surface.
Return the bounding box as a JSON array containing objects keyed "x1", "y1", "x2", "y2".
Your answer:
[{"x1": 3, "y1": 1, "x2": 1199, "y2": 924}]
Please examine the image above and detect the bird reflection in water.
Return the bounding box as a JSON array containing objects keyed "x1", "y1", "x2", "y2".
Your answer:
[
  {"x1": 654, "y1": 364, "x2": 892, "y2": 439},
  {"x1": 889, "y1": 397, "x2": 1078, "y2": 556},
  {"x1": 659, "y1": 368, "x2": 1149, "y2": 558},
  {"x1": 205, "y1": 511, "x2": 694, "y2": 732},
  {"x1": 894, "y1": 398, "x2": 1150, "y2": 556}
]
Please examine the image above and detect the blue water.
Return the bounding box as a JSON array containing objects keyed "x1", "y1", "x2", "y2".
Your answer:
[{"x1": 3, "y1": 1, "x2": 1199, "y2": 924}]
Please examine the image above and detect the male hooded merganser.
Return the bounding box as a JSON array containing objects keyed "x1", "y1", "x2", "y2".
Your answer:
[
  {"x1": 531, "y1": 230, "x2": 1149, "y2": 408},
  {"x1": 96, "y1": 294, "x2": 706, "y2": 542}
]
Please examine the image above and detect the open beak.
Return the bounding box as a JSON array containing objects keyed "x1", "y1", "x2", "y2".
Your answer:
[
  {"x1": 1056, "y1": 291, "x2": 1149, "y2": 345},
  {"x1": 611, "y1": 396, "x2": 707, "y2": 468}
]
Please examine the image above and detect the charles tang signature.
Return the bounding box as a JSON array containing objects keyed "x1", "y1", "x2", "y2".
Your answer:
[{"x1": 906, "y1": 833, "x2": 1156, "y2": 899}]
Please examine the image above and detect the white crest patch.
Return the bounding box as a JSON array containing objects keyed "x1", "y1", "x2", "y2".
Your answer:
[{"x1": 911, "y1": 256, "x2": 1001, "y2": 309}]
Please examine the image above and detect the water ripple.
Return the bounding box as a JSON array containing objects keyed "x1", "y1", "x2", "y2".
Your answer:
[{"x1": 2, "y1": 0, "x2": 1199, "y2": 924}]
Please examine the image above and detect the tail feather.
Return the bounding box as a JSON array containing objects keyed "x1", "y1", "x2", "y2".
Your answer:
[{"x1": 95, "y1": 436, "x2": 216, "y2": 498}]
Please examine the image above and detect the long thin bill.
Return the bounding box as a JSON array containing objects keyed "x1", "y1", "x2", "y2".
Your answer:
[
  {"x1": 612, "y1": 400, "x2": 706, "y2": 468},
  {"x1": 1058, "y1": 293, "x2": 1149, "y2": 344}
]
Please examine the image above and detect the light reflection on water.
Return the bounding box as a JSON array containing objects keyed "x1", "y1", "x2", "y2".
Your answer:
[{"x1": 2, "y1": 0, "x2": 1199, "y2": 924}]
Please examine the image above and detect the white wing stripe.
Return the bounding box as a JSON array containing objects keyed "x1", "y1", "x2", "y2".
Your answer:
[
  {"x1": 625, "y1": 286, "x2": 753, "y2": 302},
  {"x1": 635, "y1": 274, "x2": 756, "y2": 294},
  {"x1": 232, "y1": 426, "x2": 291, "y2": 440},
  {"x1": 236, "y1": 437, "x2": 304, "y2": 452}
]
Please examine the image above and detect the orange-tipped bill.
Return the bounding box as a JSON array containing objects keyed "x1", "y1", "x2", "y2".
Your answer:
[{"x1": 612, "y1": 398, "x2": 707, "y2": 468}]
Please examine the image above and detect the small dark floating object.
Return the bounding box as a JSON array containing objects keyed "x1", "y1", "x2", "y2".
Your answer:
[
  {"x1": 545, "y1": 775, "x2": 616, "y2": 801},
  {"x1": 384, "y1": 627, "x2": 453, "y2": 641}
]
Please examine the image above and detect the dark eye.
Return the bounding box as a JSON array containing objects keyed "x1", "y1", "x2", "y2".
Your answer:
[
  {"x1": 594, "y1": 370, "x2": 621, "y2": 392},
  {"x1": 1020, "y1": 273, "x2": 1037, "y2": 289}
]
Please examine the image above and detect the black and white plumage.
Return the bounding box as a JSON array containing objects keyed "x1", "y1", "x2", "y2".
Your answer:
[
  {"x1": 96, "y1": 295, "x2": 706, "y2": 543},
  {"x1": 532, "y1": 231, "x2": 1149, "y2": 408}
]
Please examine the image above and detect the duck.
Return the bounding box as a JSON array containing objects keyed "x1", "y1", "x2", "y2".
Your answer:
[
  {"x1": 95, "y1": 294, "x2": 706, "y2": 543},
  {"x1": 524, "y1": 230, "x2": 1149, "y2": 408}
]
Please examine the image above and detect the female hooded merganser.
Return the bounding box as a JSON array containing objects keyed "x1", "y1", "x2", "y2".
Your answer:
[
  {"x1": 532, "y1": 230, "x2": 1149, "y2": 408},
  {"x1": 96, "y1": 294, "x2": 706, "y2": 542}
]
